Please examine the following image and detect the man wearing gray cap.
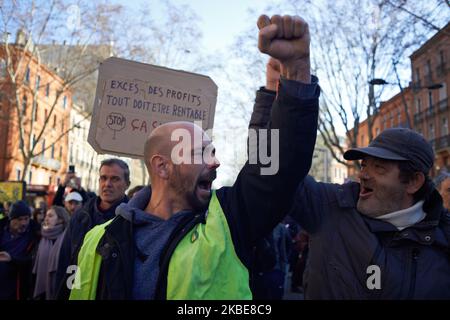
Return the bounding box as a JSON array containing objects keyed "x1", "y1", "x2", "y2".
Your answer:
[
  {"x1": 249, "y1": 79, "x2": 450, "y2": 299},
  {"x1": 291, "y1": 128, "x2": 450, "y2": 299}
]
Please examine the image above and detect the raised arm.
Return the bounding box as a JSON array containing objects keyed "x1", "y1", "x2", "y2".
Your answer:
[{"x1": 216, "y1": 14, "x2": 319, "y2": 263}]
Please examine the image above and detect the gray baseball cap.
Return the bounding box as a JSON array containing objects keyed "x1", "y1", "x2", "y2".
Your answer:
[{"x1": 344, "y1": 128, "x2": 434, "y2": 173}]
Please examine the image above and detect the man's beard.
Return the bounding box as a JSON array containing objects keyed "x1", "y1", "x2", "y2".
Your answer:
[{"x1": 169, "y1": 168, "x2": 210, "y2": 213}]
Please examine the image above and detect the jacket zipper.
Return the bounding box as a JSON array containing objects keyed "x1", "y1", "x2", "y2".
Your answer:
[{"x1": 407, "y1": 248, "x2": 419, "y2": 299}]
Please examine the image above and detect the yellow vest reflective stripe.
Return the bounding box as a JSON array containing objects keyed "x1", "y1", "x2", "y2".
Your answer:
[{"x1": 69, "y1": 191, "x2": 251, "y2": 300}]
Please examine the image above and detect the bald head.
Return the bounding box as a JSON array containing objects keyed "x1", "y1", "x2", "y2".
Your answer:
[{"x1": 144, "y1": 121, "x2": 209, "y2": 175}]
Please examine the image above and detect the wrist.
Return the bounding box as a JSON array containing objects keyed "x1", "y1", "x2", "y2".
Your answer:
[
  {"x1": 265, "y1": 80, "x2": 278, "y2": 91},
  {"x1": 280, "y1": 58, "x2": 311, "y2": 83}
]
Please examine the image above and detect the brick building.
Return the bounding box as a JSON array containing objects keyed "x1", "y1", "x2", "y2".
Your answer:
[
  {"x1": 0, "y1": 42, "x2": 72, "y2": 203},
  {"x1": 350, "y1": 22, "x2": 449, "y2": 177}
]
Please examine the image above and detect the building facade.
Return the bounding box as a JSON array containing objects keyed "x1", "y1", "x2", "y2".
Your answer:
[
  {"x1": 0, "y1": 44, "x2": 72, "y2": 201},
  {"x1": 350, "y1": 22, "x2": 449, "y2": 177},
  {"x1": 410, "y1": 22, "x2": 450, "y2": 174}
]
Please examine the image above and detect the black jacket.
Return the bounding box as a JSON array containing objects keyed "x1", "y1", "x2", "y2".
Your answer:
[
  {"x1": 55, "y1": 195, "x2": 128, "y2": 299},
  {"x1": 74, "y1": 82, "x2": 320, "y2": 299}
]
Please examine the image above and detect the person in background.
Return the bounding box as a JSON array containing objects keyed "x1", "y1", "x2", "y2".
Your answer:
[
  {"x1": 434, "y1": 171, "x2": 450, "y2": 210},
  {"x1": 32, "y1": 208, "x2": 45, "y2": 226},
  {"x1": 32, "y1": 206, "x2": 70, "y2": 299},
  {"x1": 251, "y1": 223, "x2": 290, "y2": 299},
  {"x1": 2, "y1": 201, "x2": 12, "y2": 218},
  {"x1": 53, "y1": 172, "x2": 87, "y2": 207},
  {"x1": 56, "y1": 158, "x2": 130, "y2": 299},
  {"x1": 63, "y1": 192, "x2": 83, "y2": 215},
  {"x1": 0, "y1": 200, "x2": 40, "y2": 299}
]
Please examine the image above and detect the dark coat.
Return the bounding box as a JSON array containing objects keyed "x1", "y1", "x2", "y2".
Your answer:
[
  {"x1": 292, "y1": 176, "x2": 450, "y2": 299},
  {"x1": 0, "y1": 218, "x2": 40, "y2": 300}
]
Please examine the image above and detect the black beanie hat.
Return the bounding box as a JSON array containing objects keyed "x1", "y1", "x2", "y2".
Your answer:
[{"x1": 9, "y1": 200, "x2": 31, "y2": 220}]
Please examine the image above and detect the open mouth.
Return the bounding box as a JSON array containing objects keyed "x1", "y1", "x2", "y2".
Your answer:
[
  {"x1": 359, "y1": 186, "x2": 374, "y2": 199},
  {"x1": 196, "y1": 173, "x2": 215, "y2": 199},
  {"x1": 197, "y1": 179, "x2": 212, "y2": 194}
]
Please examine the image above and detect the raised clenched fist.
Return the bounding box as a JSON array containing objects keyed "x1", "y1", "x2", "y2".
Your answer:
[{"x1": 258, "y1": 14, "x2": 311, "y2": 83}]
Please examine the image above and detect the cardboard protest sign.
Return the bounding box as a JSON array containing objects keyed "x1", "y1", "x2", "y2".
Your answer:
[{"x1": 88, "y1": 57, "x2": 218, "y2": 159}]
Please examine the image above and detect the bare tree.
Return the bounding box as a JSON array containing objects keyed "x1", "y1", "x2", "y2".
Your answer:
[
  {"x1": 221, "y1": 0, "x2": 448, "y2": 177},
  {"x1": 0, "y1": 0, "x2": 122, "y2": 180}
]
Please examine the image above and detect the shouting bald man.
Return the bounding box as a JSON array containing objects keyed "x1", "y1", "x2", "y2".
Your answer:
[{"x1": 69, "y1": 14, "x2": 320, "y2": 300}]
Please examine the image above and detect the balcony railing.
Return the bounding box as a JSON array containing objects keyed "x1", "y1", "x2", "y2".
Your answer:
[
  {"x1": 413, "y1": 97, "x2": 448, "y2": 125},
  {"x1": 430, "y1": 134, "x2": 450, "y2": 152},
  {"x1": 31, "y1": 155, "x2": 61, "y2": 171}
]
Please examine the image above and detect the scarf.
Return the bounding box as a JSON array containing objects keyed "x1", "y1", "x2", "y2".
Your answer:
[
  {"x1": 32, "y1": 223, "x2": 66, "y2": 299},
  {"x1": 375, "y1": 200, "x2": 426, "y2": 231}
]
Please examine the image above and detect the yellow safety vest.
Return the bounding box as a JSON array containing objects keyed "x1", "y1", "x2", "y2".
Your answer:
[{"x1": 70, "y1": 191, "x2": 252, "y2": 300}]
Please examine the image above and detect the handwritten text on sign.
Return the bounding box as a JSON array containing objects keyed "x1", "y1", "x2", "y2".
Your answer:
[{"x1": 88, "y1": 57, "x2": 217, "y2": 159}]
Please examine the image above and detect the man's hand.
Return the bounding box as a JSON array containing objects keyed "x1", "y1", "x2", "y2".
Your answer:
[
  {"x1": 0, "y1": 251, "x2": 11, "y2": 262},
  {"x1": 258, "y1": 14, "x2": 311, "y2": 83},
  {"x1": 266, "y1": 57, "x2": 281, "y2": 91},
  {"x1": 63, "y1": 173, "x2": 81, "y2": 189}
]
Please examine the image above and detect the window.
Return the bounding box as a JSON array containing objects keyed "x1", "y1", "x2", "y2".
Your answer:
[
  {"x1": 428, "y1": 91, "x2": 433, "y2": 109},
  {"x1": 375, "y1": 127, "x2": 380, "y2": 136},
  {"x1": 53, "y1": 115, "x2": 57, "y2": 128},
  {"x1": 16, "y1": 168, "x2": 21, "y2": 181},
  {"x1": 397, "y1": 109, "x2": 401, "y2": 126},
  {"x1": 51, "y1": 144, "x2": 55, "y2": 159},
  {"x1": 32, "y1": 134, "x2": 36, "y2": 149},
  {"x1": 28, "y1": 170, "x2": 32, "y2": 184},
  {"x1": 442, "y1": 118, "x2": 448, "y2": 136},
  {"x1": 440, "y1": 50, "x2": 445, "y2": 67},
  {"x1": 34, "y1": 103, "x2": 39, "y2": 121},
  {"x1": 390, "y1": 112, "x2": 394, "y2": 127},
  {"x1": 63, "y1": 96, "x2": 67, "y2": 109},
  {"x1": 415, "y1": 68, "x2": 420, "y2": 84},
  {"x1": 36, "y1": 75, "x2": 40, "y2": 90},
  {"x1": 22, "y1": 95, "x2": 27, "y2": 115},
  {"x1": 59, "y1": 146, "x2": 63, "y2": 160},
  {"x1": 383, "y1": 114, "x2": 387, "y2": 129},
  {"x1": 429, "y1": 123, "x2": 435, "y2": 140},
  {"x1": 25, "y1": 67, "x2": 30, "y2": 83},
  {"x1": 416, "y1": 98, "x2": 421, "y2": 114},
  {"x1": 0, "y1": 59, "x2": 6, "y2": 77},
  {"x1": 42, "y1": 139, "x2": 46, "y2": 155},
  {"x1": 61, "y1": 121, "x2": 64, "y2": 132},
  {"x1": 361, "y1": 134, "x2": 365, "y2": 146},
  {"x1": 426, "y1": 60, "x2": 432, "y2": 80},
  {"x1": 45, "y1": 109, "x2": 48, "y2": 120},
  {"x1": 49, "y1": 176, "x2": 52, "y2": 185},
  {"x1": 46, "y1": 83, "x2": 50, "y2": 97}
]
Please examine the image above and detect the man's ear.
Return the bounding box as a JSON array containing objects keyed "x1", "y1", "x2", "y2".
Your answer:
[
  {"x1": 150, "y1": 155, "x2": 169, "y2": 179},
  {"x1": 406, "y1": 172, "x2": 425, "y2": 195}
]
